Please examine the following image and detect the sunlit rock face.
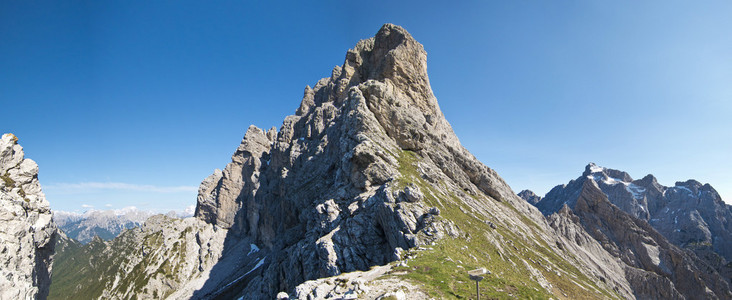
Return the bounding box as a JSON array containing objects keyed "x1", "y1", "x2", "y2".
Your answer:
[
  {"x1": 0, "y1": 133, "x2": 57, "y2": 299},
  {"x1": 192, "y1": 24, "x2": 546, "y2": 298}
]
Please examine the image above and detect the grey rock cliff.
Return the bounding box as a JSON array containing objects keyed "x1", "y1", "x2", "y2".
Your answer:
[
  {"x1": 194, "y1": 24, "x2": 465, "y2": 297},
  {"x1": 547, "y1": 205, "x2": 635, "y2": 298},
  {"x1": 0, "y1": 133, "x2": 57, "y2": 299},
  {"x1": 193, "y1": 24, "x2": 577, "y2": 298}
]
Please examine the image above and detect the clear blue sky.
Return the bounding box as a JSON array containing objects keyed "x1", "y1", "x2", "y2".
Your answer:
[{"x1": 2, "y1": 1, "x2": 730, "y2": 212}]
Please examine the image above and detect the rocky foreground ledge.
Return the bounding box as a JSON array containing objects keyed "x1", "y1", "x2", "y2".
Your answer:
[{"x1": 0, "y1": 133, "x2": 57, "y2": 299}]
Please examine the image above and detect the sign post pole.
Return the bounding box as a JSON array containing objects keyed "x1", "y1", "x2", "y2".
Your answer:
[
  {"x1": 476, "y1": 279, "x2": 479, "y2": 299},
  {"x1": 468, "y1": 268, "x2": 490, "y2": 300}
]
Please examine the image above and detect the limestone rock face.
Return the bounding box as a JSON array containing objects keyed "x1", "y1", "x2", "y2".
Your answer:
[
  {"x1": 195, "y1": 125, "x2": 276, "y2": 232},
  {"x1": 193, "y1": 24, "x2": 554, "y2": 298},
  {"x1": 535, "y1": 163, "x2": 732, "y2": 299},
  {"x1": 546, "y1": 205, "x2": 634, "y2": 298},
  {"x1": 0, "y1": 133, "x2": 57, "y2": 299}
]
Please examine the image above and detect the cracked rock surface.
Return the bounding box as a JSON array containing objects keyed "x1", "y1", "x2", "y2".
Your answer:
[{"x1": 0, "y1": 133, "x2": 57, "y2": 300}]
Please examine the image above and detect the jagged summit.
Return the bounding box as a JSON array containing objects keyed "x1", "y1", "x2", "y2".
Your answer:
[
  {"x1": 194, "y1": 23, "x2": 514, "y2": 239},
  {"x1": 517, "y1": 189, "x2": 542, "y2": 205},
  {"x1": 347, "y1": 24, "x2": 438, "y2": 114},
  {"x1": 582, "y1": 162, "x2": 633, "y2": 181},
  {"x1": 292, "y1": 23, "x2": 456, "y2": 153},
  {"x1": 583, "y1": 162, "x2": 604, "y2": 175}
]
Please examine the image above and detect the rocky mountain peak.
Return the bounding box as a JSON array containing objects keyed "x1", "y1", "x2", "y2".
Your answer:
[
  {"x1": 582, "y1": 162, "x2": 603, "y2": 176},
  {"x1": 517, "y1": 189, "x2": 542, "y2": 205},
  {"x1": 295, "y1": 24, "x2": 455, "y2": 153},
  {"x1": 674, "y1": 179, "x2": 703, "y2": 193},
  {"x1": 352, "y1": 24, "x2": 435, "y2": 111},
  {"x1": 189, "y1": 24, "x2": 529, "y2": 298},
  {"x1": 583, "y1": 163, "x2": 633, "y2": 182},
  {"x1": 0, "y1": 133, "x2": 56, "y2": 299},
  {"x1": 194, "y1": 24, "x2": 490, "y2": 233},
  {"x1": 638, "y1": 173, "x2": 659, "y2": 186}
]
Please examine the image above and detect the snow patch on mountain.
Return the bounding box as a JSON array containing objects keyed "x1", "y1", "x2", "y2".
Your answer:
[
  {"x1": 626, "y1": 183, "x2": 646, "y2": 200},
  {"x1": 588, "y1": 163, "x2": 604, "y2": 173}
]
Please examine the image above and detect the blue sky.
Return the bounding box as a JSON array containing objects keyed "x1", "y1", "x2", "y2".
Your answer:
[{"x1": 1, "y1": 1, "x2": 730, "y2": 212}]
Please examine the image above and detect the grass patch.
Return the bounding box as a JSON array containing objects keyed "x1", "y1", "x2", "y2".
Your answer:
[
  {"x1": 1, "y1": 173, "x2": 14, "y2": 187},
  {"x1": 395, "y1": 150, "x2": 421, "y2": 190}
]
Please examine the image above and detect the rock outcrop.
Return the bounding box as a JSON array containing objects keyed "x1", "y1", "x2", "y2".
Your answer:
[
  {"x1": 0, "y1": 133, "x2": 57, "y2": 299},
  {"x1": 193, "y1": 23, "x2": 473, "y2": 298},
  {"x1": 290, "y1": 264, "x2": 429, "y2": 300},
  {"x1": 533, "y1": 163, "x2": 732, "y2": 299},
  {"x1": 518, "y1": 189, "x2": 542, "y2": 205}
]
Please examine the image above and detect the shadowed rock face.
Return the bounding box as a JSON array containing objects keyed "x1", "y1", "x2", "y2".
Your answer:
[
  {"x1": 0, "y1": 133, "x2": 57, "y2": 299},
  {"x1": 534, "y1": 163, "x2": 732, "y2": 299}
]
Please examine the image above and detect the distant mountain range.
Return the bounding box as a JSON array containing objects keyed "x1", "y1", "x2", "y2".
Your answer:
[
  {"x1": 521, "y1": 163, "x2": 732, "y2": 298},
  {"x1": 54, "y1": 206, "x2": 194, "y2": 243}
]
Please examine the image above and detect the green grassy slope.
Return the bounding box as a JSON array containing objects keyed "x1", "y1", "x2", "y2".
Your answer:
[{"x1": 386, "y1": 150, "x2": 620, "y2": 299}]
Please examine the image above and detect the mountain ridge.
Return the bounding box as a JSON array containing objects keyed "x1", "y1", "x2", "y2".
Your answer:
[
  {"x1": 527, "y1": 162, "x2": 732, "y2": 299},
  {"x1": 54, "y1": 206, "x2": 194, "y2": 243}
]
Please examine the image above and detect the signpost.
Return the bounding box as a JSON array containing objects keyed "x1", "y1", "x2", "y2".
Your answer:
[{"x1": 468, "y1": 268, "x2": 490, "y2": 299}]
